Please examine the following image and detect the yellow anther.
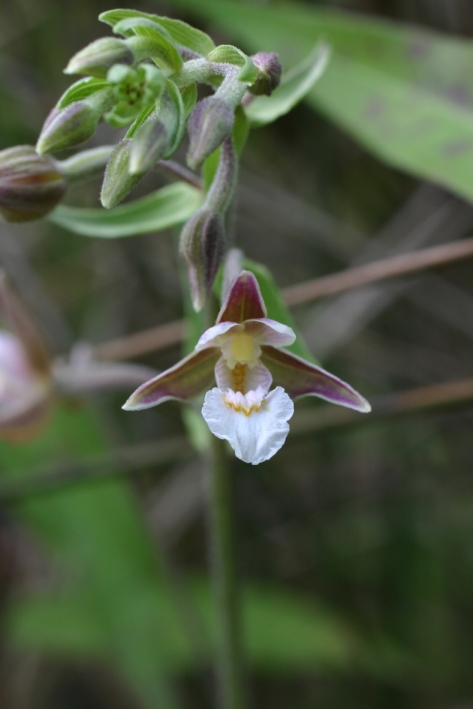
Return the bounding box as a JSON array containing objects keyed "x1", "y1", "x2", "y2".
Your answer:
[{"x1": 230, "y1": 333, "x2": 255, "y2": 364}]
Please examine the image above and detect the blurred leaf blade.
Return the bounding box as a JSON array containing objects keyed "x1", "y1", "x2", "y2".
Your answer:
[
  {"x1": 0, "y1": 405, "x2": 184, "y2": 708},
  {"x1": 48, "y1": 182, "x2": 203, "y2": 237},
  {"x1": 246, "y1": 42, "x2": 330, "y2": 128},
  {"x1": 167, "y1": 0, "x2": 473, "y2": 203}
]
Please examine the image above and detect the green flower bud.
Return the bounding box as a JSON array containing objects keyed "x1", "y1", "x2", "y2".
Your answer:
[
  {"x1": 101, "y1": 139, "x2": 143, "y2": 208},
  {"x1": 187, "y1": 96, "x2": 234, "y2": 170},
  {"x1": 65, "y1": 37, "x2": 134, "y2": 79},
  {"x1": 179, "y1": 208, "x2": 225, "y2": 311},
  {"x1": 129, "y1": 117, "x2": 169, "y2": 175},
  {"x1": 248, "y1": 52, "x2": 282, "y2": 96},
  {"x1": 36, "y1": 88, "x2": 113, "y2": 155},
  {"x1": 0, "y1": 146, "x2": 67, "y2": 222},
  {"x1": 104, "y1": 64, "x2": 165, "y2": 129}
]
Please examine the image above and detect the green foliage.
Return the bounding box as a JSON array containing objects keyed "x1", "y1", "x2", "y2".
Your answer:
[
  {"x1": 48, "y1": 182, "x2": 203, "y2": 237},
  {"x1": 160, "y1": 79, "x2": 187, "y2": 157},
  {"x1": 57, "y1": 77, "x2": 110, "y2": 109},
  {"x1": 168, "y1": 0, "x2": 473, "y2": 203},
  {"x1": 113, "y1": 17, "x2": 184, "y2": 74},
  {"x1": 0, "y1": 405, "x2": 182, "y2": 708},
  {"x1": 207, "y1": 45, "x2": 258, "y2": 84},
  {"x1": 100, "y1": 9, "x2": 216, "y2": 56}
]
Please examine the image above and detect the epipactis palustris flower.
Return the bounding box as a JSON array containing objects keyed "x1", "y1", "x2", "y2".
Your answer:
[{"x1": 123, "y1": 271, "x2": 371, "y2": 465}]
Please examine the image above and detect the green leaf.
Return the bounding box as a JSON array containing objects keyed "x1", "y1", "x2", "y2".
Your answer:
[
  {"x1": 99, "y1": 8, "x2": 150, "y2": 35},
  {"x1": 181, "y1": 83, "x2": 197, "y2": 117},
  {"x1": 125, "y1": 102, "x2": 156, "y2": 139},
  {"x1": 160, "y1": 80, "x2": 186, "y2": 157},
  {"x1": 246, "y1": 42, "x2": 330, "y2": 128},
  {"x1": 48, "y1": 182, "x2": 203, "y2": 238},
  {"x1": 57, "y1": 77, "x2": 110, "y2": 109},
  {"x1": 0, "y1": 405, "x2": 182, "y2": 708},
  {"x1": 207, "y1": 44, "x2": 258, "y2": 84},
  {"x1": 99, "y1": 9, "x2": 215, "y2": 56},
  {"x1": 244, "y1": 258, "x2": 318, "y2": 363},
  {"x1": 166, "y1": 0, "x2": 473, "y2": 204},
  {"x1": 114, "y1": 18, "x2": 183, "y2": 73},
  {"x1": 156, "y1": 16, "x2": 216, "y2": 57},
  {"x1": 233, "y1": 104, "x2": 250, "y2": 154}
]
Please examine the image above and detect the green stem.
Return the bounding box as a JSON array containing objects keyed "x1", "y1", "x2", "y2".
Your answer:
[{"x1": 206, "y1": 433, "x2": 245, "y2": 709}]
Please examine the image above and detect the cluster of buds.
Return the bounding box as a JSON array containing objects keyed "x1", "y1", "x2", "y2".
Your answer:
[{"x1": 0, "y1": 9, "x2": 282, "y2": 310}]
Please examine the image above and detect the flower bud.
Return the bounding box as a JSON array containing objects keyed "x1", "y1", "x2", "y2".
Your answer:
[
  {"x1": 101, "y1": 139, "x2": 143, "y2": 208},
  {"x1": 104, "y1": 64, "x2": 165, "y2": 129},
  {"x1": 36, "y1": 89, "x2": 113, "y2": 155},
  {"x1": 248, "y1": 52, "x2": 282, "y2": 96},
  {"x1": 187, "y1": 96, "x2": 234, "y2": 170},
  {"x1": 0, "y1": 146, "x2": 67, "y2": 222},
  {"x1": 129, "y1": 117, "x2": 169, "y2": 175},
  {"x1": 65, "y1": 37, "x2": 134, "y2": 79},
  {"x1": 179, "y1": 209, "x2": 225, "y2": 311}
]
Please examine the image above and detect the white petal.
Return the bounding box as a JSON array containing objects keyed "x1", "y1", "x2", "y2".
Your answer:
[
  {"x1": 214, "y1": 357, "x2": 272, "y2": 394},
  {"x1": 244, "y1": 319, "x2": 296, "y2": 347},
  {"x1": 195, "y1": 322, "x2": 239, "y2": 350},
  {"x1": 202, "y1": 386, "x2": 294, "y2": 465}
]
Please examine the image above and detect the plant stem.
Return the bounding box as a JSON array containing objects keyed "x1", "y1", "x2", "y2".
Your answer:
[{"x1": 206, "y1": 433, "x2": 245, "y2": 709}]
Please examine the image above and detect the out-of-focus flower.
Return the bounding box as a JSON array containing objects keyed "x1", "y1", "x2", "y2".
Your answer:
[
  {"x1": 0, "y1": 276, "x2": 159, "y2": 443},
  {"x1": 0, "y1": 276, "x2": 52, "y2": 442},
  {"x1": 123, "y1": 271, "x2": 370, "y2": 465}
]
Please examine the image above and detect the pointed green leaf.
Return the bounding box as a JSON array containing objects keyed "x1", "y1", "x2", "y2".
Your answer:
[
  {"x1": 125, "y1": 102, "x2": 156, "y2": 139},
  {"x1": 114, "y1": 18, "x2": 183, "y2": 73},
  {"x1": 160, "y1": 80, "x2": 186, "y2": 157},
  {"x1": 48, "y1": 182, "x2": 203, "y2": 238},
  {"x1": 246, "y1": 43, "x2": 330, "y2": 128},
  {"x1": 57, "y1": 77, "x2": 110, "y2": 110},
  {"x1": 156, "y1": 16, "x2": 216, "y2": 57},
  {"x1": 181, "y1": 83, "x2": 198, "y2": 117},
  {"x1": 206, "y1": 44, "x2": 257, "y2": 85},
  {"x1": 99, "y1": 9, "x2": 215, "y2": 56}
]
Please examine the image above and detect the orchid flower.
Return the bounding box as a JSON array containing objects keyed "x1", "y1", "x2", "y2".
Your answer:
[{"x1": 124, "y1": 271, "x2": 370, "y2": 465}]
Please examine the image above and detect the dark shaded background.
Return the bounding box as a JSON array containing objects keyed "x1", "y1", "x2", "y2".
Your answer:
[{"x1": 1, "y1": 1, "x2": 473, "y2": 708}]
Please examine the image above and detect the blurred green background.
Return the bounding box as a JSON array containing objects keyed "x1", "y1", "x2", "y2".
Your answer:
[{"x1": 2, "y1": 0, "x2": 473, "y2": 708}]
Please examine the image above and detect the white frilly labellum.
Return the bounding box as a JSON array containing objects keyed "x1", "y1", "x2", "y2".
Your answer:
[{"x1": 202, "y1": 385, "x2": 294, "y2": 465}]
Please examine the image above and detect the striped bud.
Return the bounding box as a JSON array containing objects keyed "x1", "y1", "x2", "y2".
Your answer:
[
  {"x1": 187, "y1": 96, "x2": 234, "y2": 170},
  {"x1": 36, "y1": 89, "x2": 113, "y2": 155},
  {"x1": 101, "y1": 139, "x2": 143, "y2": 208},
  {"x1": 129, "y1": 117, "x2": 169, "y2": 175},
  {"x1": 179, "y1": 209, "x2": 225, "y2": 311},
  {"x1": 0, "y1": 146, "x2": 67, "y2": 222},
  {"x1": 65, "y1": 37, "x2": 134, "y2": 79}
]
